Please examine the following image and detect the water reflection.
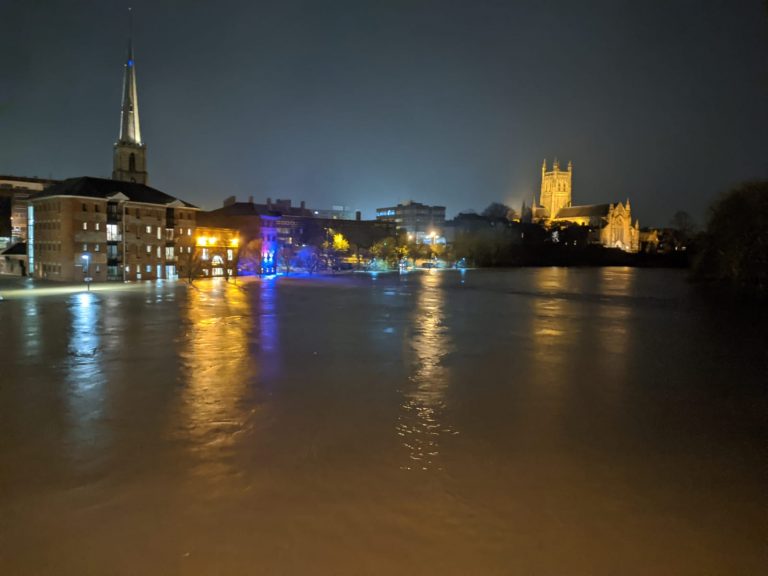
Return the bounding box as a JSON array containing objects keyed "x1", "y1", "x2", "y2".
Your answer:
[
  {"x1": 596, "y1": 267, "x2": 635, "y2": 377},
  {"x1": 65, "y1": 292, "x2": 108, "y2": 460},
  {"x1": 531, "y1": 268, "x2": 571, "y2": 352},
  {"x1": 397, "y1": 271, "x2": 456, "y2": 471},
  {"x1": 21, "y1": 298, "x2": 40, "y2": 358},
  {"x1": 259, "y1": 277, "x2": 278, "y2": 354},
  {"x1": 178, "y1": 280, "x2": 255, "y2": 476}
]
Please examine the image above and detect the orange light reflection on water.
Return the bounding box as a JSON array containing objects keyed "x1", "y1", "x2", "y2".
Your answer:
[{"x1": 397, "y1": 271, "x2": 457, "y2": 471}]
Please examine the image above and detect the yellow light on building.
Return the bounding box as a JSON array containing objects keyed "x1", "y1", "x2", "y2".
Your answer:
[
  {"x1": 230, "y1": 238, "x2": 239, "y2": 247},
  {"x1": 196, "y1": 236, "x2": 208, "y2": 247}
]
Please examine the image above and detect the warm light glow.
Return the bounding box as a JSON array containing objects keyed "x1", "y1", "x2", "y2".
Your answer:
[
  {"x1": 230, "y1": 238, "x2": 239, "y2": 247},
  {"x1": 196, "y1": 236, "x2": 207, "y2": 247}
]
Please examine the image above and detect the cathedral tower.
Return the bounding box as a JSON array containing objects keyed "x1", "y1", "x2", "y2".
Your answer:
[
  {"x1": 112, "y1": 11, "x2": 147, "y2": 184},
  {"x1": 539, "y1": 158, "x2": 572, "y2": 220}
]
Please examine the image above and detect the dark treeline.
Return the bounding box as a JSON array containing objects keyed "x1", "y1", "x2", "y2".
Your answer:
[{"x1": 692, "y1": 181, "x2": 768, "y2": 299}]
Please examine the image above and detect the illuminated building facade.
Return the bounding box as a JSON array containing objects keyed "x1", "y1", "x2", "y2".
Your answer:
[
  {"x1": 29, "y1": 177, "x2": 197, "y2": 282},
  {"x1": 536, "y1": 158, "x2": 573, "y2": 221},
  {"x1": 375, "y1": 201, "x2": 446, "y2": 242},
  {"x1": 194, "y1": 226, "x2": 241, "y2": 278},
  {"x1": 533, "y1": 159, "x2": 640, "y2": 253}
]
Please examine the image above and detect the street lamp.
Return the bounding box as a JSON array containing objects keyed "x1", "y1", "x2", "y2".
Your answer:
[{"x1": 81, "y1": 253, "x2": 91, "y2": 291}]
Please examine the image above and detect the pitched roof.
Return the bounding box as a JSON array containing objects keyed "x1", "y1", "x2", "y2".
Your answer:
[
  {"x1": 554, "y1": 204, "x2": 610, "y2": 219},
  {"x1": 34, "y1": 177, "x2": 197, "y2": 208},
  {"x1": 0, "y1": 242, "x2": 26, "y2": 255}
]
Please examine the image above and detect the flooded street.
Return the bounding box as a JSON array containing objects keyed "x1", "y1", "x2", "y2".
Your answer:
[{"x1": 1, "y1": 268, "x2": 766, "y2": 574}]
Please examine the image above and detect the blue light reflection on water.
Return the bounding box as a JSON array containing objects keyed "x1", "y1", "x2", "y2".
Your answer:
[{"x1": 258, "y1": 277, "x2": 278, "y2": 355}]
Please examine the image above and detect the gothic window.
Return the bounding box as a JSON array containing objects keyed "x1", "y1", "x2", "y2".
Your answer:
[{"x1": 129, "y1": 153, "x2": 136, "y2": 172}]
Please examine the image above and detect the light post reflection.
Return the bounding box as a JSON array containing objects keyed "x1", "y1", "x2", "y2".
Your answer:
[
  {"x1": 21, "y1": 298, "x2": 41, "y2": 358},
  {"x1": 65, "y1": 291, "x2": 108, "y2": 462},
  {"x1": 397, "y1": 271, "x2": 456, "y2": 471},
  {"x1": 178, "y1": 279, "x2": 255, "y2": 477}
]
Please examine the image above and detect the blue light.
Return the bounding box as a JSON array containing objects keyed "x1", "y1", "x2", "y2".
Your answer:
[{"x1": 127, "y1": 59, "x2": 134, "y2": 67}]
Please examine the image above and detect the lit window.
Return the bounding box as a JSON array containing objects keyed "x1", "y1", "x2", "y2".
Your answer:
[
  {"x1": 227, "y1": 249, "x2": 233, "y2": 261},
  {"x1": 83, "y1": 243, "x2": 87, "y2": 251},
  {"x1": 146, "y1": 245, "x2": 152, "y2": 253},
  {"x1": 156, "y1": 246, "x2": 161, "y2": 258},
  {"x1": 95, "y1": 223, "x2": 100, "y2": 231},
  {"x1": 146, "y1": 265, "x2": 151, "y2": 273},
  {"x1": 202, "y1": 248, "x2": 209, "y2": 261},
  {"x1": 83, "y1": 222, "x2": 88, "y2": 230},
  {"x1": 146, "y1": 225, "x2": 151, "y2": 234},
  {"x1": 94, "y1": 244, "x2": 100, "y2": 252},
  {"x1": 187, "y1": 228, "x2": 192, "y2": 236},
  {"x1": 156, "y1": 227, "x2": 161, "y2": 239}
]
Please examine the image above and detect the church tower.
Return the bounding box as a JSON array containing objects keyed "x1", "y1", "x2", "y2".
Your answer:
[
  {"x1": 539, "y1": 158, "x2": 572, "y2": 220},
  {"x1": 112, "y1": 11, "x2": 147, "y2": 184}
]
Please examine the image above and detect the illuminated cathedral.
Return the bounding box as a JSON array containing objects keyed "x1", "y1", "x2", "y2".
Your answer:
[{"x1": 532, "y1": 159, "x2": 640, "y2": 253}]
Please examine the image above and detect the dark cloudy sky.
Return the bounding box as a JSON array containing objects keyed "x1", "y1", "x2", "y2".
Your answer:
[{"x1": 1, "y1": 0, "x2": 766, "y2": 225}]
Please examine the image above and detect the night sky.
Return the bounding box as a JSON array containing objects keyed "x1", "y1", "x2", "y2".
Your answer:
[{"x1": 2, "y1": 1, "x2": 767, "y2": 226}]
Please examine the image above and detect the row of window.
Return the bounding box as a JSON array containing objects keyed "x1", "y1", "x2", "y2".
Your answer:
[
  {"x1": 40, "y1": 263, "x2": 61, "y2": 275},
  {"x1": 34, "y1": 243, "x2": 61, "y2": 252},
  {"x1": 36, "y1": 202, "x2": 61, "y2": 212},
  {"x1": 35, "y1": 221, "x2": 61, "y2": 231}
]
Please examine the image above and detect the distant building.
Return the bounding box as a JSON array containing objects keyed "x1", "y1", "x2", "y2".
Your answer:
[
  {"x1": 0, "y1": 176, "x2": 58, "y2": 252},
  {"x1": 29, "y1": 177, "x2": 198, "y2": 282},
  {"x1": 552, "y1": 202, "x2": 640, "y2": 253},
  {"x1": 193, "y1": 226, "x2": 241, "y2": 278},
  {"x1": 201, "y1": 196, "x2": 396, "y2": 270},
  {"x1": 311, "y1": 205, "x2": 359, "y2": 220},
  {"x1": 375, "y1": 201, "x2": 446, "y2": 242},
  {"x1": 533, "y1": 159, "x2": 640, "y2": 253}
]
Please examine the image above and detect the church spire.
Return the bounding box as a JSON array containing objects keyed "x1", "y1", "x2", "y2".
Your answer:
[
  {"x1": 112, "y1": 8, "x2": 148, "y2": 184},
  {"x1": 118, "y1": 9, "x2": 141, "y2": 145}
]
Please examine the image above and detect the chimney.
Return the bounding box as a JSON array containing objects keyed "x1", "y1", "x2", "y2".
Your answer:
[{"x1": 356, "y1": 210, "x2": 362, "y2": 221}]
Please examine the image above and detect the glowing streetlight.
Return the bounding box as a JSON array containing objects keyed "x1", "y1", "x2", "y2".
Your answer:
[{"x1": 81, "y1": 253, "x2": 91, "y2": 291}]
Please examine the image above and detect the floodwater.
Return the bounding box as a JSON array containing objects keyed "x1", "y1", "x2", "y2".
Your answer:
[{"x1": 0, "y1": 268, "x2": 766, "y2": 575}]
